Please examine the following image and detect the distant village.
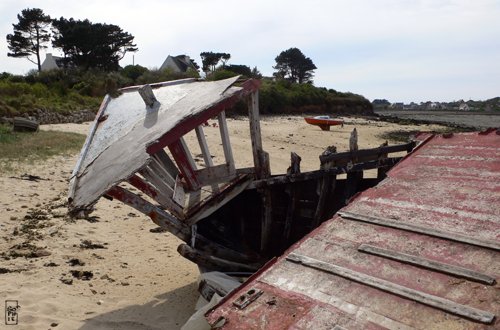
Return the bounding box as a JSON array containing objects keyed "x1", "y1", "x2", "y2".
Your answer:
[{"x1": 372, "y1": 98, "x2": 500, "y2": 112}]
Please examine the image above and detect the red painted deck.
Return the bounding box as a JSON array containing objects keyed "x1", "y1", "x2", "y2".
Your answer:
[{"x1": 206, "y1": 130, "x2": 500, "y2": 329}]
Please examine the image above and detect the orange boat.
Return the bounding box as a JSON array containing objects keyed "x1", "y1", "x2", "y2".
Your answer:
[{"x1": 304, "y1": 116, "x2": 344, "y2": 131}]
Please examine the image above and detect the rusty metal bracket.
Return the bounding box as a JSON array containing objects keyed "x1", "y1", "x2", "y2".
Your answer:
[{"x1": 232, "y1": 288, "x2": 263, "y2": 309}]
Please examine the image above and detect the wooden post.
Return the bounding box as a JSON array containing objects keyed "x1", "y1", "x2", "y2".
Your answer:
[
  {"x1": 377, "y1": 141, "x2": 389, "y2": 180},
  {"x1": 195, "y1": 126, "x2": 214, "y2": 167},
  {"x1": 218, "y1": 111, "x2": 235, "y2": 174},
  {"x1": 345, "y1": 128, "x2": 362, "y2": 203},
  {"x1": 313, "y1": 146, "x2": 337, "y2": 228},
  {"x1": 247, "y1": 91, "x2": 273, "y2": 254},
  {"x1": 283, "y1": 152, "x2": 301, "y2": 248},
  {"x1": 168, "y1": 139, "x2": 200, "y2": 191},
  {"x1": 248, "y1": 91, "x2": 270, "y2": 179}
]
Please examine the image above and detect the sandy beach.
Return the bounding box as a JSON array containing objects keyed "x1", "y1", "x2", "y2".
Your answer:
[{"x1": 0, "y1": 115, "x2": 447, "y2": 329}]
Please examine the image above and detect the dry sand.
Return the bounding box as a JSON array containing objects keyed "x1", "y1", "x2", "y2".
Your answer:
[{"x1": 0, "y1": 115, "x2": 446, "y2": 329}]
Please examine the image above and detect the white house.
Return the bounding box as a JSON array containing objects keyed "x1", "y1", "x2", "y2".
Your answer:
[
  {"x1": 459, "y1": 102, "x2": 470, "y2": 111},
  {"x1": 41, "y1": 53, "x2": 63, "y2": 71},
  {"x1": 160, "y1": 55, "x2": 197, "y2": 73}
]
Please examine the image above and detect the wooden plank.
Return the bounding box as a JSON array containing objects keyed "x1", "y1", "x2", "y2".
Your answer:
[
  {"x1": 217, "y1": 111, "x2": 235, "y2": 174},
  {"x1": 313, "y1": 147, "x2": 337, "y2": 228},
  {"x1": 377, "y1": 141, "x2": 389, "y2": 180},
  {"x1": 260, "y1": 189, "x2": 273, "y2": 254},
  {"x1": 146, "y1": 79, "x2": 260, "y2": 155},
  {"x1": 195, "y1": 125, "x2": 214, "y2": 167},
  {"x1": 153, "y1": 149, "x2": 179, "y2": 177},
  {"x1": 172, "y1": 175, "x2": 186, "y2": 207},
  {"x1": 247, "y1": 90, "x2": 270, "y2": 179},
  {"x1": 127, "y1": 173, "x2": 183, "y2": 217},
  {"x1": 106, "y1": 185, "x2": 190, "y2": 241},
  {"x1": 286, "y1": 253, "x2": 495, "y2": 324},
  {"x1": 186, "y1": 175, "x2": 252, "y2": 224},
  {"x1": 177, "y1": 244, "x2": 260, "y2": 272},
  {"x1": 358, "y1": 244, "x2": 496, "y2": 285},
  {"x1": 283, "y1": 152, "x2": 302, "y2": 246},
  {"x1": 140, "y1": 167, "x2": 174, "y2": 196},
  {"x1": 248, "y1": 157, "x2": 403, "y2": 190},
  {"x1": 338, "y1": 211, "x2": 500, "y2": 251},
  {"x1": 319, "y1": 141, "x2": 415, "y2": 164},
  {"x1": 149, "y1": 157, "x2": 176, "y2": 187},
  {"x1": 179, "y1": 137, "x2": 197, "y2": 170},
  {"x1": 68, "y1": 95, "x2": 111, "y2": 198},
  {"x1": 193, "y1": 164, "x2": 233, "y2": 186},
  {"x1": 168, "y1": 139, "x2": 200, "y2": 190}
]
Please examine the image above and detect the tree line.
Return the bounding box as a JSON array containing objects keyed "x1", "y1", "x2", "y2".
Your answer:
[
  {"x1": 6, "y1": 8, "x2": 317, "y2": 84},
  {"x1": 6, "y1": 8, "x2": 137, "y2": 72}
]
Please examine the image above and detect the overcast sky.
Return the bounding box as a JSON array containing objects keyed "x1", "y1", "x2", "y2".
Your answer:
[{"x1": 1, "y1": 0, "x2": 499, "y2": 103}]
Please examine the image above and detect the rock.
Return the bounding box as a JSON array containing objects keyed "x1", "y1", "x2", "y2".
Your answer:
[
  {"x1": 70, "y1": 270, "x2": 93, "y2": 281},
  {"x1": 67, "y1": 258, "x2": 85, "y2": 266},
  {"x1": 60, "y1": 277, "x2": 73, "y2": 285}
]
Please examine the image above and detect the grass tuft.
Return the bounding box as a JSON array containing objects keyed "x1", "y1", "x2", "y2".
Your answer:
[{"x1": 0, "y1": 124, "x2": 85, "y2": 173}]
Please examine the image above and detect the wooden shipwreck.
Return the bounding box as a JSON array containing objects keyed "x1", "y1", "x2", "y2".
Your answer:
[
  {"x1": 206, "y1": 129, "x2": 500, "y2": 329},
  {"x1": 68, "y1": 77, "x2": 413, "y2": 274}
]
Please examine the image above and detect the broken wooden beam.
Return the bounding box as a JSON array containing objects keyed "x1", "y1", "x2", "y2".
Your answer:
[
  {"x1": 177, "y1": 244, "x2": 261, "y2": 272},
  {"x1": 319, "y1": 141, "x2": 415, "y2": 164}
]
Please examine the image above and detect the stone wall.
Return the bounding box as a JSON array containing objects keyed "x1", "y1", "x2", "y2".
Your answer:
[{"x1": 24, "y1": 109, "x2": 97, "y2": 125}]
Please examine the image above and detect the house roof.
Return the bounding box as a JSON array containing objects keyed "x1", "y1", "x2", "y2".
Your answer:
[{"x1": 206, "y1": 130, "x2": 500, "y2": 329}]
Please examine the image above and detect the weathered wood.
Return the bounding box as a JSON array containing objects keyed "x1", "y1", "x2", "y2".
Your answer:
[
  {"x1": 179, "y1": 137, "x2": 197, "y2": 170},
  {"x1": 193, "y1": 164, "x2": 233, "y2": 186},
  {"x1": 338, "y1": 211, "x2": 500, "y2": 251},
  {"x1": 283, "y1": 153, "x2": 302, "y2": 246},
  {"x1": 195, "y1": 125, "x2": 214, "y2": 167},
  {"x1": 119, "y1": 78, "x2": 197, "y2": 92},
  {"x1": 172, "y1": 175, "x2": 186, "y2": 206},
  {"x1": 68, "y1": 94, "x2": 111, "y2": 198},
  {"x1": 106, "y1": 185, "x2": 190, "y2": 241},
  {"x1": 217, "y1": 111, "x2": 235, "y2": 174},
  {"x1": 127, "y1": 173, "x2": 183, "y2": 216},
  {"x1": 195, "y1": 234, "x2": 262, "y2": 263},
  {"x1": 377, "y1": 141, "x2": 389, "y2": 180},
  {"x1": 186, "y1": 175, "x2": 252, "y2": 224},
  {"x1": 358, "y1": 244, "x2": 496, "y2": 285},
  {"x1": 168, "y1": 139, "x2": 200, "y2": 190},
  {"x1": 140, "y1": 166, "x2": 174, "y2": 196},
  {"x1": 319, "y1": 141, "x2": 415, "y2": 164},
  {"x1": 138, "y1": 84, "x2": 158, "y2": 107},
  {"x1": 313, "y1": 146, "x2": 337, "y2": 228},
  {"x1": 248, "y1": 90, "x2": 270, "y2": 179},
  {"x1": 13, "y1": 117, "x2": 39, "y2": 132},
  {"x1": 149, "y1": 156, "x2": 176, "y2": 187},
  {"x1": 260, "y1": 189, "x2": 273, "y2": 254},
  {"x1": 248, "y1": 157, "x2": 403, "y2": 190},
  {"x1": 145, "y1": 79, "x2": 260, "y2": 156},
  {"x1": 177, "y1": 243, "x2": 260, "y2": 272},
  {"x1": 286, "y1": 253, "x2": 495, "y2": 324},
  {"x1": 153, "y1": 149, "x2": 179, "y2": 178}
]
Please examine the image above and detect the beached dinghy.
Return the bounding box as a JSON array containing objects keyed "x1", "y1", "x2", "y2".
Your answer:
[
  {"x1": 68, "y1": 77, "x2": 413, "y2": 275},
  {"x1": 304, "y1": 115, "x2": 343, "y2": 130}
]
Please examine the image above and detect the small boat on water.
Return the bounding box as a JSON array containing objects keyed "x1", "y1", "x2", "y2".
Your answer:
[{"x1": 304, "y1": 115, "x2": 343, "y2": 130}]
